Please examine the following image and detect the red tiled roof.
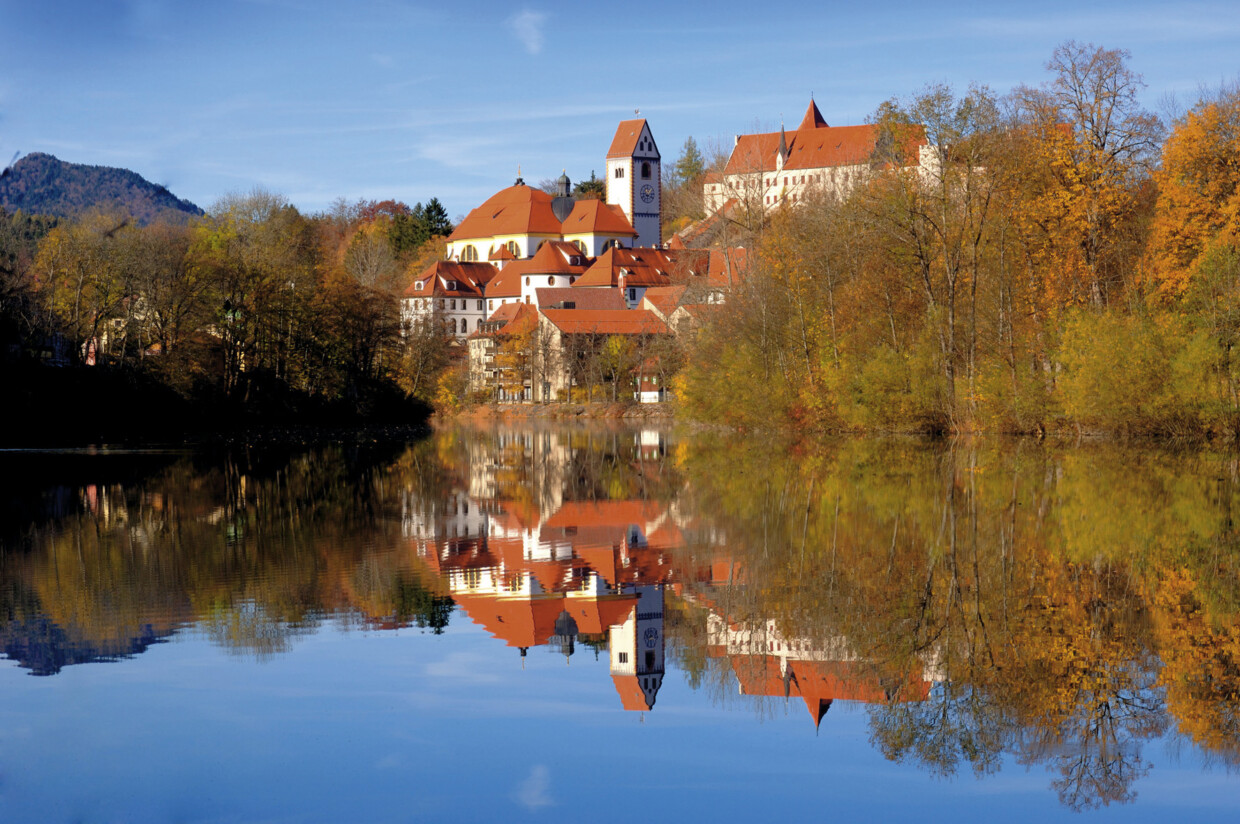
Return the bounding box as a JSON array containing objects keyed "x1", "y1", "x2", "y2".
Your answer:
[
  {"x1": 527, "y1": 240, "x2": 589, "y2": 274},
  {"x1": 640, "y1": 285, "x2": 687, "y2": 318},
  {"x1": 607, "y1": 119, "x2": 649, "y2": 159},
  {"x1": 798, "y1": 99, "x2": 829, "y2": 130},
  {"x1": 573, "y1": 248, "x2": 675, "y2": 289},
  {"x1": 495, "y1": 302, "x2": 539, "y2": 337},
  {"x1": 708, "y1": 248, "x2": 748, "y2": 287},
  {"x1": 535, "y1": 287, "x2": 626, "y2": 310},
  {"x1": 723, "y1": 117, "x2": 925, "y2": 176},
  {"x1": 542, "y1": 309, "x2": 668, "y2": 336},
  {"x1": 486, "y1": 302, "x2": 523, "y2": 323},
  {"x1": 489, "y1": 245, "x2": 517, "y2": 261},
  {"x1": 485, "y1": 242, "x2": 589, "y2": 297},
  {"x1": 561, "y1": 199, "x2": 638, "y2": 237},
  {"x1": 449, "y1": 185, "x2": 564, "y2": 241},
  {"x1": 402, "y1": 261, "x2": 498, "y2": 297}
]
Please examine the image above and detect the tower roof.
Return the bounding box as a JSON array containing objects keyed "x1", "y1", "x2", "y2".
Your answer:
[
  {"x1": 607, "y1": 119, "x2": 650, "y2": 158},
  {"x1": 799, "y1": 98, "x2": 829, "y2": 130}
]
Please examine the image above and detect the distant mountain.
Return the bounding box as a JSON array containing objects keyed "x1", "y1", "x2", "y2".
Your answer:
[{"x1": 0, "y1": 152, "x2": 204, "y2": 225}]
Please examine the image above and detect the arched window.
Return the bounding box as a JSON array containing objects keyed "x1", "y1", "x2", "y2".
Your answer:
[
  {"x1": 461, "y1": 245, "x2": 478, "y2": 262},
  {"x1": 460, "y1": 318, "x2": 468, "y2": 333},
  {"x1": 507, "y1": 240, "x2": 518, "y2": 255},
  {"x1": 547, "y1": 276, "x2": 555, "y2": 285},
  {"x1": 525, "y1": 276, "x2": 530, "y2": 286},
  {"x1": 573, "y1": 239, "x2": 585, "y2": 252},
  {"x1": 449, "y1": 318, "x2": 457, "y2": 334},
  {"x1": 641, "y1": 161, "x2": 651, "y2": 179}
]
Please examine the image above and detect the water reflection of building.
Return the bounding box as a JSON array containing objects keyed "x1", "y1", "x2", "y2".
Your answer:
[
  {"x1": 407, "y1": 492, "x2": 674, "y2": 711},
  {"x1": 704, "y1": 615, "x2": 932, "y2": 728}
]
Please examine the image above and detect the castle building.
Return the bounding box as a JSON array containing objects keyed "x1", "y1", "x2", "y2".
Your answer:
[{"x1": 703, "y1": 99, "x2": 929, "y2": 214}]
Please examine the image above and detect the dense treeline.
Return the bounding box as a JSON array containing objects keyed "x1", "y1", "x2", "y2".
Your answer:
[
  {"x1": 0, "y1": 188, "x2": 456, "y2": 439},
  {"x1": 678, "y1": 43, "x2": 1240, "y2": 437}
]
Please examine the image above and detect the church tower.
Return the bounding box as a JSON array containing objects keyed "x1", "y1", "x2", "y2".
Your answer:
[{"x1": 605, "y1": 119, "x2": 661, "y2": 248}]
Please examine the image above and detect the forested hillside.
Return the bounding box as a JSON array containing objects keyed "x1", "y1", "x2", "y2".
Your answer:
[{"x1": 0, "y1": 152, "x2": 203, "y2": 225}]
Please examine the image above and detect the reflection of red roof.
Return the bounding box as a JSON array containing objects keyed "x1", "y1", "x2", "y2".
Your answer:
[
  {"x1": 569, "y1": 595, "x2": 636, "y2": 635},
  {"x1": 453, "y1": 593, "x2": 566, "y2": 648},
  {"x1": 790, "y1": 660, "x2": 890, "y2": 705},
  {"x1": 607, "y1": 119, "x2": 650, "y2": 159},
  {"x1": 612, "y1": 674, "x2": 654, "y2": 710},
  {"x1": 733, "y1": 654, "x2": 788, "y2": 698}
]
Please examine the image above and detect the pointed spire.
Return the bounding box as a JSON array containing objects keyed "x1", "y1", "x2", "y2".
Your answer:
[
  {"x1": 798, "y1": 98, "x2": 829, "y2": 130},
  {"x1": 515, "y1": 164, "x2": 525, "y2": 186},
  {"x1": 777, "y1": 121, "x2": 789, "y2": 165}
]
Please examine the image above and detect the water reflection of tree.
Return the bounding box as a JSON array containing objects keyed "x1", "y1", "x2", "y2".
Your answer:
[{"x1": 671, "y1": 434, "x2": 1240, "y2": 810}]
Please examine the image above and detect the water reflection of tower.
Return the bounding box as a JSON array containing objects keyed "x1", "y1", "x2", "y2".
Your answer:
[{"x1": 609, "y1": 584, "x2": 664, "y2": 710}]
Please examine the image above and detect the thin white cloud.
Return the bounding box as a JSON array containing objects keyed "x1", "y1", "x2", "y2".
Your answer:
[
  {"x1": 509, "y1": 8, "x2": 547, "y2": 55},
  {"x1": 514, "y1": 764, "x2": 555, "y2": 810}
]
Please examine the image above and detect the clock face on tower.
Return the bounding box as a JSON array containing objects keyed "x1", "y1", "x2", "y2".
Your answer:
[{"x1": 640, "y1": 184, "x2": 655, "y2": 203}]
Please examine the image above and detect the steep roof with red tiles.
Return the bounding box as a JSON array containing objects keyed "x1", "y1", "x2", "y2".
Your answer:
[
  {"x1": 722, "y1": 100, "x2": 926, "y2": 176},
  {"x1": 494, "y1": 302, "x2": 540, "y2": 337},
  {"x1": 639, "y1": 285, "x2": 688, "y2": 319},
  {"x1": 607, "y1": 119, "x2": 650, "y2": 159},
  {"x1": 708, "y1": 248, "x2": 749, "y2": 288},
  {"x1": 573, "y1": 248, "x2": 676, "y2": 289},
  {"x1": 403, "y1": 261, "x2": 499, "y2": 298},
  {"x1": 484, "y1": 241, "x2": 590, "y2": 298},
  {"x1": 541, "y1": 309, "x2": 668, "y2": 336},
  {"x1": 799, "y1": 98, "x2": 829, "y2": 130},
  {"x1": 449, "y1": 184, "x2": 564, "y2": 241},
  {"x1": 561, "y1": 199, "x2": 638, "y2": 237}
]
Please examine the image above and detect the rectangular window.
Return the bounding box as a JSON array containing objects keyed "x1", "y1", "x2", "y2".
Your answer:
[
  {"x1": 618, "y1": 652, "x2": 629, "y2": 664},
  {"x1": 477, "y1": 300, "x2": 483, "y2": 310}
]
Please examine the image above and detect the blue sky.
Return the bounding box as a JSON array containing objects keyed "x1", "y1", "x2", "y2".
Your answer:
[{"x1": 1, "y1": 0, "x2": 1236, "y2": 221}]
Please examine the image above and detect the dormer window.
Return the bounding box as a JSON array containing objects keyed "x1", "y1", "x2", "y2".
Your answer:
[
  {"x1": 445, "y1": 281, "x2": 456, "y2": 291},
  {"x1": 414, "y1": 282, "x2": 423, "y2": 290}
]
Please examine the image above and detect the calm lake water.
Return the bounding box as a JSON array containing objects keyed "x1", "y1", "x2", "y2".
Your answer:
[{"x1": 2, "y1": 425, "x2": 1239, "y2": 822}]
